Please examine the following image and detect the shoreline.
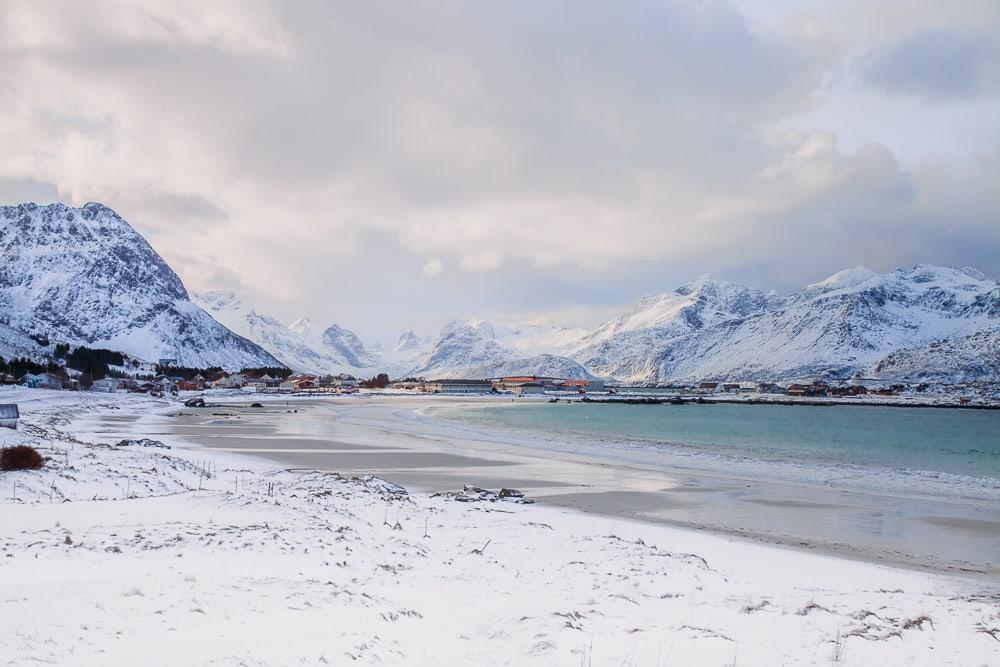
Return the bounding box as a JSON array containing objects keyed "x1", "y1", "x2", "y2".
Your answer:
[
  {"x1": 4, "y1": 387, "x2": 1000, "y2": 664},
  {"x1": 589, "y1": 395, "x2": 1000, "y2": 410},
  {"x1": 151, "y1": 394, "x2": 1000, "y2": 579}
]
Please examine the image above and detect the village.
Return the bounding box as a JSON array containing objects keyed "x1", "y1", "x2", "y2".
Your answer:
[{"x1": 3, "y1": 355, "x2": 996, "y2": 406}]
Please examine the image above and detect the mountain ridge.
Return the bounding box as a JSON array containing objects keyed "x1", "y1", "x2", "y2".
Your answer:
[{"x1": 0, "y1": 203, "x2": 280, "y2": 370}]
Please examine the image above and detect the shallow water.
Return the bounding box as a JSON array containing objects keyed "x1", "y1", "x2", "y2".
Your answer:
[
  {"x1": 448, "y1": 402, "x2": 1000, "y2": 504},
  {"x1": 104, "y1": 399, "x2": 1000, "y2": 577}
]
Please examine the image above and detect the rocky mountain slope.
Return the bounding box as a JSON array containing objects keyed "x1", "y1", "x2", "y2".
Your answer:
[
  {"x1": 580, "y1": 265, "x2": 1000, "y2": 383},
  {"x1": 194, "y1": 291, "x2": 380, "y2": 375},
  {"x1": 568, "y1": 276, "x2": 781, "y2": 381},
  {"x1": 3, "y1": 201, "x2": 994, "y2": 384},
  {"x1": 413, "y1": 320, "x2": 593, "y2": 380},
  {"x1": 0, "y1": 203, "x2": 280, "y2": 369}
]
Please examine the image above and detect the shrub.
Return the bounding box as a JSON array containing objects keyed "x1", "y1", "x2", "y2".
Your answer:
[{"x1": 0, "y1": 446, "x2": 45, "y2": 471}]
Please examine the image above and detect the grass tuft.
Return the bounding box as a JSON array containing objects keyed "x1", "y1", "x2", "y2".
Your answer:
[{"x1": 1, "y1": 445, "x2": 44, "y2": 471}]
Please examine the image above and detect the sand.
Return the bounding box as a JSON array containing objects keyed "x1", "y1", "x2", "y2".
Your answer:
[{"x1": 4, "y1": 388, "x2": 998, "y2": 665}]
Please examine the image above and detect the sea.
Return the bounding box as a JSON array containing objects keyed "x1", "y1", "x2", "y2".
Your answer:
[{"x1": 444, "y1": 402, "x2": 1000, "y2": 505}]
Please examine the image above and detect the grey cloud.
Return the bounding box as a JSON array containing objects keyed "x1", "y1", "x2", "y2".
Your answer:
[
  {"x1": 0, "y1": 178, "x2": 59, "y2": 204},
  {"x1": 139, "y1": 192, "x2": 229, "y2": 223},
  {"x1": 0, "y1": 1, "x2": 997, "y2": 333},
  {"x1": 859, "y1": 29, "x2": 1000, "y2": 101}
]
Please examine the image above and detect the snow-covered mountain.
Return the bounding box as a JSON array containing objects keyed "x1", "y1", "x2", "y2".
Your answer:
[
  {"x1": 582, "y1": 265, "x2": 1000, "y2": 384},
  {"x1": 3, "y1": 205, "x2": 993, "y2": 385},
  {"x1": 569, "y1": 275, "x2": 781, "y2": 381},
  {"x1": 193, "y1": 291, "x2": 381, "y2": 375},
  {"x1": 0, "y1": 203, "x2": 280, "y2": 369},
  {"x1": 414, "y1": 320, "x2": 592, "y2": 379}
]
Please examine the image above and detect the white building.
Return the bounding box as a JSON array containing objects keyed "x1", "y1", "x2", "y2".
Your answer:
[
  {"x1": 422, "y1": 379, "x2": 493, "y2": 394},
  {"x1": 91, "y1": 378, "x2": 121, "y2": 393},
  {"x1": 333, "y1": 374, "x2": 359, "y2": 388}
]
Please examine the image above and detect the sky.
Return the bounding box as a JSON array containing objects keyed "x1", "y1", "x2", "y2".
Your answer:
[{"x1": 1, "y1": 0, "x2": 998, "y2": 343}]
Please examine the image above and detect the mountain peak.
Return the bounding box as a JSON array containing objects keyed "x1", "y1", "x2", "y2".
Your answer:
[
  {"x1": 288, "y1": 317, "x2": 313, "y2": 336},
  {"x1": 806, "y1": 266, "x2": 879, "y2": 293},
  {"x1": 395, "y1": 330, "x2": 421, "y2": 352},
  {"x1": 196, "y1": 290, "x2": 242, "y2": 312},
  {"x1": 0, "y1": 203, "x2": 279, "y2": 369}
]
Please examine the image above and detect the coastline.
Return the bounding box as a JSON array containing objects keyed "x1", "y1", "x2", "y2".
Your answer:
[
  {"x1": 3, "y1": 387, "x2": 999, "y2": 664},
  {"x1": 600, "y1": 395, "x2": 1000, "y2": 410},
  {"x1": 140, "y1": 393, "x2": 1000, "y2": 578}
]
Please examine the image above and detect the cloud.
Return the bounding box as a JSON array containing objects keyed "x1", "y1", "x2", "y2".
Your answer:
[
  {"x1": 858, "y1": 29, "x2": 1000, "y2": 101},
  {"x1": 0, "y1": 177, "x2": 59, "y2": 203},
  {"x1": 0, "y1": 0, "x2": 996, "y2": 331},
  {"x1": 421, "y1": 258, "x2": 444, "y2": 279}
]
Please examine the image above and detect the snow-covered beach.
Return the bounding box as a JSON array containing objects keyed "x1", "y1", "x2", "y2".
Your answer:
[{"x1": 2, "y1": 388, "x2": 999, "y2": 665}]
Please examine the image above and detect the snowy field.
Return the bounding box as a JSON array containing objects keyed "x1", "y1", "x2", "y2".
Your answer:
[{"x1": 1, "y1": 388, "x2": 998, "y2": 665}]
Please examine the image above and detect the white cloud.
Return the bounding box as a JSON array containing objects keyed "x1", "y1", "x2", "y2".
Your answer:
[
  {"x1": 0, "y1": 0, "x2": 996, "y2": 331},
  {"x1": 421, "y1": 258, "x2": 444, "y2": 278}
]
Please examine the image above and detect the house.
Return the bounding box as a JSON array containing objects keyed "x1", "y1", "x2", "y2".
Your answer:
[
  {"x1": 787, "y1": 383, "x2": 811, "y2": 396},
  {"x1": 154, "y1": 377, "x2": 178, "y2": 395},
  {"x1": 494, "y1": 376, "x2": 563, "y2": 392},
  {"x1": 0, "y1": 404, "x2": 19, "y2": 429},
  {"x1": 722, "y1": 383, "x2": 741, "y2": 393},
  {"x1": 390, "y1": 380, "x2": 422, "y2": 390},
  {"x1": 557, "y1": 379, "x2": 606, "y2": 393},
  {"x1": 226, "y1": 373, "x2": 247, "y2": 389},
  {"x1": 698, "y1": 382, "x2": 719, "y2": 392},
  {"x1": 19, "y1": 373, "x2": 63, "y2": 390},
  {"x1": 245, "y1": 376, "x2": 268, "y2": 391},
  {"x1": 91, "y1": 378, "x2": 121, "y2": 393},
  {"x1": 207, "y1": 372, "x2": 230, "y2": 389},
  {"x1": 176, "y1": 379, "x2": 205, "y2": 391},
  {"x1": 279, "y1": 375, "x2": 317, "y2": 393},
  {"x1": 422, "y1": 379, "x2": 494, "y2": 394},
  {"x1": 514, "y1": 382, "x2": 546, "y2": 395},
  {"x1": 333, "y1": 374, "x2": 359, "y2": 388},
  {"x1": 0, "y1": 373, "x2": 16, "y2": 385},
  {"x1": 811, "y1": 381, "x2": 830, "y2": 396},
  {"x1": 756, "y1": 383, "x2": 784, "y2": 394}
]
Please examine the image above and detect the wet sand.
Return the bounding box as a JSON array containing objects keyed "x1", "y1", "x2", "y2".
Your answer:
[{"x1": 95, "y1": 397, "x2": 1000, "y2": 578}]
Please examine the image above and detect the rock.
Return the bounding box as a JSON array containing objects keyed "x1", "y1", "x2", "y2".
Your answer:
[
  {"x1": 361, "y1": 475, "x2": 408, "y2": 497},
  {"x1": 249, "y1": 402, "x2": 263, "y2": 408},
  {"x1": 116, "y1": 438, "x2": 170, "y2": 449},
  {"x1": 184, "y1": 397, "x2": 206, "y2": 408},
  {"x1": 436, "y1": 485, "x2": 532, "y2": 504}
]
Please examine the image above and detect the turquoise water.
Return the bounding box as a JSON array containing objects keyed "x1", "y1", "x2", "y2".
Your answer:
[{"x1": 449, "y1": 403, "x2": 1000, "y2": 500}]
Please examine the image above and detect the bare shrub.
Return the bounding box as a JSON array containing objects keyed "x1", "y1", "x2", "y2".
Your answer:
[{"x1": 1, "y1": 445, "x2": 44, "y2": 471}]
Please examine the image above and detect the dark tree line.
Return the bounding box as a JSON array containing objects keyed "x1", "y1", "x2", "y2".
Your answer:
[
  {"x1": 360, "y1": 373, "x2": 391, "y2": 389},
  {"x1": 156, "y1": 364, "x2": 225, "y2": 380},
  {"x1": 0, "y1": 356, "x2": 57, "y2": 379},
  {"x1": 241, "y1": 366, "x2": 293, "y2": 379}
]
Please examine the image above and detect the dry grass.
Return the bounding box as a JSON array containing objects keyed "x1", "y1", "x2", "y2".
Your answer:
[
  {"x1": 901, "y1": 614, "x2": 934, "y2": 631},
  {"x1": 1, "y1": 445, "x2": 44, "y2": 471}
]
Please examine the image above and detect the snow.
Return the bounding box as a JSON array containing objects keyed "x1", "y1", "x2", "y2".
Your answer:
[
  {"x1": 194, "y1": 290, "x2": 381, "y2": 376},
  {"x1": 415, "y1": 320, "x2": 592, "y2": 379},
  {"x1": 572, "y1": 265, "x2": 1000, "y2": 383},
  {"x1": 805, "y1": 266, "x2": 880, "y2": 293},
  {"x1": 194, "y1": 265, "x2": 1000, "y2": 384},
  {"x1": 3, "y1": 202, "x2": 999, "y2": 386},
  {"x1": 0, "y1": 203, "x2": 279, "y2": 370},
  {"x1": 1, "y1": 388, "x2": 997, "y2": 665}
]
